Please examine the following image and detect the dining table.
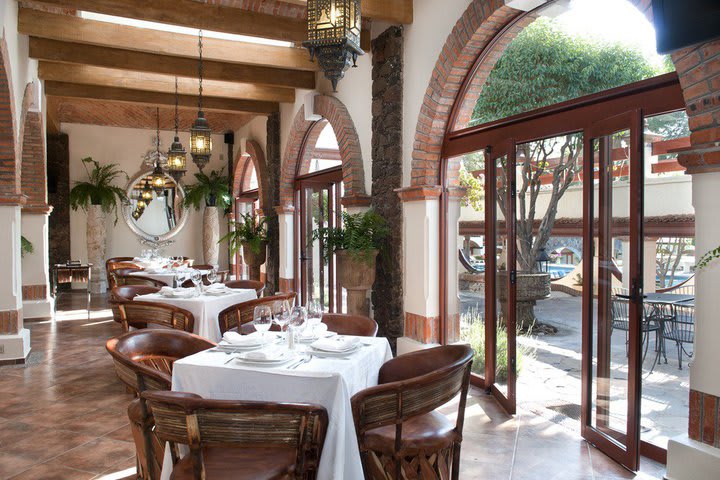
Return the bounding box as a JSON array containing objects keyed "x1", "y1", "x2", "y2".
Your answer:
[
  {"x1": 159, "y1": 335, "x2": 394, "y2": 480},
  {"x1": 126, "y1": 267, "x2": 211, "y2": 286},
  {"x1": 133, "y1": 288, "x2": 257, "y2": 342}
]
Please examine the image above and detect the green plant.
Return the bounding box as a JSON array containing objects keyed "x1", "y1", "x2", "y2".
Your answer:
[
  {"x1": 311, "y1": 209, "x2": 389, "y2": 263},
  {"x1": 69, "y1": 157, "x2": 128, "y2": 224},
  {"x1": 697, "y1": 246, "x2": 720, "y2": 270},
  {"x1": 20, "y1": 236, "x2": 33, "y2": 258},
  {"x1": 221, "y1": 212, "x2": 268, "y2": 255},
  {"x1": 183, "y1": 168, "x2": 231, "y2": 211},
  {"x1": 462, "y1": 307, "x2": 533, "y2": 382}
]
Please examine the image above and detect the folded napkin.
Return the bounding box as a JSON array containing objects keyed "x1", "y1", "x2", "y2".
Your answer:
[
  {"x1": 311, "y1": 336, "x2": 359, "y2": 353},
  {"x1": 222, "y1": 331, "x2": 263, "y2": 346},
  {"x1": 203, "y1": 283, "x2": 227, "y2": 292},
  {"x1": 242, "y1": 346, "x2": 286, "y2": 361},
  {"x1": 159, "y1": 287, "x2": 195, "y2": 298}
]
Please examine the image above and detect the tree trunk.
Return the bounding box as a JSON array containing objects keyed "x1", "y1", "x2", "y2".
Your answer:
[
  {"x1": 86, "y1": 204, "x2": 107, "y2": 294},
  {"x1": 202, "y1": 206, "x2": 220, "y2": 266}
]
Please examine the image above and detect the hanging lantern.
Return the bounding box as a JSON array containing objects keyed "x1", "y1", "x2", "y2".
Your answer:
[
  {"x1": 141, "y1": 181, "x2": 153, "y2": 203},
  {"x1": 303, "y1": 0, "x2": 363, "y2": 91},
  {"x1": 132, "y1": 209, "x2": 142, "y2": 220},
  {"x1": 137, "y1": 198, "x2": 147, "y2": 209},
  {"x1": 150, "y1": 108, "x2": 166, "y2": 195},
  {"x1": 167, "y1": 76, "x2": 187, "y2": 181},
  {"x1": 190, "y1": 30, "x2": 212, "y2": 170}
]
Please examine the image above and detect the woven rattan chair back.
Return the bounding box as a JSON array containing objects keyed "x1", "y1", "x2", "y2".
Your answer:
[
  {"x1": 117, "y1": 301, "x2": 195, "y2": 333},
  {"x1": 109, "y1": 286, "x2": 161, "y2": 324},
  {"x1": 217, "y1": 293, "x2": 296, "y2": 335},
  {"x1": 107, "y1": 258, "x2": 143, "y2": 288},
  {"x1": 143, "y1": 390, "x2": 328, "y2": 479},
  {"x1": 321, "y1": 314, "x2": 378, "y2": 337},
  {"x1": 116, "y1": 274, "x2": 167, "y2": 288},
  {"x1": 224, "y1": 279, "x2": 266, "y2": 296}
]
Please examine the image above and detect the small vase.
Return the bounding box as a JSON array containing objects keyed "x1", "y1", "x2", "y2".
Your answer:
[
  {"x1": 336, "y1": 249, "x2": 378, "y2": 316},
  {"x1": 242, "y1": 241, "x2": 267, "y2": 281}
]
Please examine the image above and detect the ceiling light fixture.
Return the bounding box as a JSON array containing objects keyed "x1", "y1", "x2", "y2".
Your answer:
[
  {"x1": 167, "y1": 76, "x2": 187, "y2": 181},
  {"x1": 190, "y1": 30, "x2": 212, "y2": 171}
]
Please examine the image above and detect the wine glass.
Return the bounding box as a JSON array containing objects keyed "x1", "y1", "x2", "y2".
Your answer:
[
  {"x1": 273, "y1": 300, "x2": 291, "y2": 339},
  {"x1": 288, "y1": 305, "x2": 307, "y2": 340},
  {"x1": 206, "y1": 267, "x2": 218, "y2": 285},
  {"x1": 253, "y1": 305, "x2": 273, "y2": 345},
  {"x1": 306, "y1": 300, "x2": 324, "y2": 337},
  {"x1": 190, "y1": 269, "x2": 203, "y2": 296}
]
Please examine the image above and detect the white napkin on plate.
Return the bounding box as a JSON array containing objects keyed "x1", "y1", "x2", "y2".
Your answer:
[
  {"x1": 222, "y1": 331, "x2": 263, "y2": 346},
  {"x1": 159, "y1": 287, "x2": 195, "y2": 298},
  {"x1": 311, "y1": 336, "x2": 359, "y2": 352},
  {"x1": 242, "y1": 346, "x2": 286, "y2": 361}
]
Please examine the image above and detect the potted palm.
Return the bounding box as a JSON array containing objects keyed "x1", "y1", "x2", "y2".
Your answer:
[
  {"x1": 183, "y1": 168, "x2": 231, "y2": 266},
  {"x1": 221, "y1": 212, "x2": 268, "y2": 281},
  {"x1": 69, "y1": 157, "x2": 128, "y2": 293},
  {"x1": 312, "y1": 209, "x2": 389, "y2": 315}
]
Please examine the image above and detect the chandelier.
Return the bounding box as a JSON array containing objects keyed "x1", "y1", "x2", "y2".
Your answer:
[
  {"x1": 190, "y1": 30, "x2": 212, "y2": 171},
  {"x1": 167, "y1": 77, "x2": 187, "y2": 181},
  {"x1": 150, "y1": 108, "x2": 166, "y2": 195},
  {"x1": 303, "y1": 0, "x2": 363, "y2": 91}
]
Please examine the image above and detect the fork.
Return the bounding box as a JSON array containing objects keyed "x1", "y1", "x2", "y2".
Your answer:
[{"x1": 289, "y1": 355, "x2": 313, "y2": 369}]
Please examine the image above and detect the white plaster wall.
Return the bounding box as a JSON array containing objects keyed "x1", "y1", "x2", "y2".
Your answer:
[
  {"x1": 235, "y1": 115, "x2": 267, "y2": 159},
  {"x1": 0, "y1": 206, "x2": 22, "y2": 311},
  {"x1": 65, "y1": 124, "x2": 230, "y2": 268},
  {"x1": 403, "y1": 198, "x2": 440, "y2": 317}
]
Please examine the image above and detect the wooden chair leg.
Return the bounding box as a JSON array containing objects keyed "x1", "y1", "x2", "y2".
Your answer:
[{"x1": 451, "y1": 442, "x2": 462, "y2": 480}]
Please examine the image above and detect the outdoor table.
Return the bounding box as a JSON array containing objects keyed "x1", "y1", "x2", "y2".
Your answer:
[
  {"x1": 159, "y1": 336, "x2": 393, "y2": 480},
  {"x1": 133, "y1": 289, "x2": 256, "y2": 341}
]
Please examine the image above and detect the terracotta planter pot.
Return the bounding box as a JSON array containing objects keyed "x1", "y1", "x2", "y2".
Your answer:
[
  {"x1": 242, "y1": 241, "x2": 267, "y2": 281},
  {"x1": 336, "y1": 249, "x2": 377, "y2": 316},
  {"x1": 202, "y1": 206, "x2": 220, "y2": 266}
]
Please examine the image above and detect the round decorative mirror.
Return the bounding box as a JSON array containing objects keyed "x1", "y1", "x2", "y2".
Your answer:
[{"x1": 123, "y1": 170, "x2": 188, "y2": 243}]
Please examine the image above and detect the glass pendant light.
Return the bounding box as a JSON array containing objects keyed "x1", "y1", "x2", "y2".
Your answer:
[
  {"x1": 190, "y1": 30, "x2": 212, "y2": 170},
  {"x1": 167, "y1": 76, "x2": 187, "y2": 181}
]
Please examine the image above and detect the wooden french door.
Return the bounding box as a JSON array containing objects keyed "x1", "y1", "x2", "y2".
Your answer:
[
  {"x1": 484, "y1": 139, "x2": 518, "y2": 414},
  {"x1": 295, "y1": 167, "x2": 344, "y2": 312},
  {"x1": 581, "y1": 110, "x2": 644, "y2": 470}
]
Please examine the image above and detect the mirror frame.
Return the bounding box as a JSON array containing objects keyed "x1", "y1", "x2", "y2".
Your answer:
[{"x1": 122, "y1": 169, "x2": 189, "y2": 242}]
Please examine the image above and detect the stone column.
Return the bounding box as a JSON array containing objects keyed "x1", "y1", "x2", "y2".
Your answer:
[
  {"x1": 47, "y1": 133, "x2": 70, "y2": 270},
  {"x1": 643, "y1": 237, "x2": 657, "y2": 294},
  {"x1": 264, "y1": 112, "x2": 281, "y2": 295},
  {"x1": 370, "y1": 26, "x2": 404, "y2": 349},
  {"x1": 396, "y1": 186, "x2": 442, "y2": 355}
]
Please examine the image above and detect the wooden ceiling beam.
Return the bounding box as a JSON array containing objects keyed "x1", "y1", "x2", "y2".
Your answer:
[
  {"x1": 28, "y1": 0, "x2": 306, "y2": 42},
  {"x1": 38, "y1": 62, "x2": 296, "y2": 104},
  {"x1": 29, "y1": 38, "x2": 316, "y2": 90},
  {"x1": 18, "y1": 8, "x2": 316, "y2": 72},
  {"x1": 274, "y1": 0, "x2": 413, "y2": 24},
  {"x1": 44, "y1": 81, "x2": 279, "y2": 115}
]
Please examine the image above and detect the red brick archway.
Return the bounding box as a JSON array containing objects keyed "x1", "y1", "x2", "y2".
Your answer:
[
  {"x1": 410, "y1": 0, "x2": 720, "y2": 186},
  {"x1": 232, "y1": 139, "x2": 268, "y2": 212},
  {"x1": 279, "y1": 95, "x2": 368, "y2": 208},
  {"x1": 20, "y1": 82, "x2": 48, "y2": 212},
  {"x1": 0, "y1": 36, "x2": 19, "y2": 201}
]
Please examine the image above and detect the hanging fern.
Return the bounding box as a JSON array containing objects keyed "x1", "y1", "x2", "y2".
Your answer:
[{"x1": 69, "y1": 157, "x2": 128, "y2": 224}]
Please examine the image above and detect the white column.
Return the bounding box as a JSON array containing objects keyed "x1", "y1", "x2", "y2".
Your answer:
[
  {"x1": 445, "y1": 193, "x2": 463, "y2": 343},
  {"x1": 276, "y1": 207, "x2": 295, "y2": 290},
  {"x1": 0, "y1": 205, "x2": 31, "y2": 363},
  {"x1": 21, "y1": 211, "x2": 53, "y2": 318},
  {"x1": 643, "y1": 237, "x2": 657, "y2": 294},
  {"x1": 621, "y1": 239, "x2": 631, "y2": 292}
]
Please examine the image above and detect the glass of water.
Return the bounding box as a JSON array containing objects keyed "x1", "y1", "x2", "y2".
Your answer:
[{"x1": 253, "y1": 305, "x2": 273, "y2": 345}]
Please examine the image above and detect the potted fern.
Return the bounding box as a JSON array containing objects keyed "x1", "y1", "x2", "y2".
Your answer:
[
  {"x1": 312, "y1": 209, "x2": 389, "y2": 315},
  {"x1": 221, "y1": 212, "x2": 268, "y2": 281},
  {"x1": 183, "y1": 168, "x2": 231, "y2": 266},
  {"x1": 69, "y1": 157, "x2": 128, "y2": 293}
]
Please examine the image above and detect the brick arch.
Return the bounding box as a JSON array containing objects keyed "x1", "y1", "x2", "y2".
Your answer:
[
  {"x1": 279, "y1": 95, "x2": 368, "y2": 208},
  {"x1": 20, "y1": 82, "x2": 48, "y2": 211},
  {"x1": 410, "y1": 0, "x2": 720, "y2": 186},
  {"x1": 297, "y1": 119, "x2": 330, "y2": 176},
  {"x1": 232, "y1": 139, "x2": 269, "y2": 212},
  {"x1": 0, "y1": 35, "x2": 19, "y2": 200}
]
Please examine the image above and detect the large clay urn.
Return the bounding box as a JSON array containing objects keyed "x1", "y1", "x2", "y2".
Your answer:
[
  {"x1": 496, "y1": 271, "x2": 551, "y2": 331},
  {"x1": 242, "y1": 241, "x2": 267, "y2": 281},
  {"x1": 202, "y1": 204, "x2": 220, "y2": 266},
  {"x1": 336, "y1": 249, "x2": 377, "y2": 316},
  {"x1": 86, "y1": 204, "x2": 107, "y2": 293}
]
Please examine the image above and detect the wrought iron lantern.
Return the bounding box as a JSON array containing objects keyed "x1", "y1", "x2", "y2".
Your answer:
[
  {"x1": 141, "y1": 180, "x2": 153, "y2": 204},
  {"x1": 137, "y1": 198, "x2": 147, "y2": 210},
  {"x1": 150, "y1": 108, "x2": 167, "y2": 195},
  {"x1": 303, "y1": 0, "x2": 363, "y2": 91},
  {"x1": 167, "y1": 77, "x2": 187, "y2": 181},
  {"x1": 536, "y1": 247, "x2": 551, "y2": 273},
  {"x1": 190, "y1": 30, "x2": 212, "y2": 170}
]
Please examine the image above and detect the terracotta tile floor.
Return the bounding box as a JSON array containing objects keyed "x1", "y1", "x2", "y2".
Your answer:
[{"x1": 0, "y1": 292, "x2": 667, "y2": 479}]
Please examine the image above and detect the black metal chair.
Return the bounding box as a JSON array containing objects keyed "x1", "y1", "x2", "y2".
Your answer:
[
  {"x1": 661, "y1": 304, "x2": 694, "y2": 369},
  {"x1": 610, "y1": 296, "x2": 660, "y2": 365}
]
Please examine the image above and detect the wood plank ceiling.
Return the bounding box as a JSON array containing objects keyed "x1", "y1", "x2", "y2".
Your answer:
[{"x1": 20, "y1": 0, "x2": 413, "y2": 131}]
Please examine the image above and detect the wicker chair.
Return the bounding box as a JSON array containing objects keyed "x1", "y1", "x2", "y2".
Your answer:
[
  {"x1": 322, "y1": 314, "x2": 378, "y2": 337},
  {"x1": 107, "y1": 257, "x2": 143, "y2": 288},
  {"x1": 224, "y1": 279, "x2": 266, "y2": 296},
  {"x1": 218, "y1": 293, "x2": 296, "y2": 335},
  {"x1": 351, "y1": 345, "x2": 473, "y2": 480},
  {"x1": 107, "y1": 330, "x2": 214, "y2": 480},
  {"x1": 109, "y1": 286, "x2": 161, "y2": 324},
  {"x1": 115, "y1": 274, "x2": 167, "y2": 288},
  {"x1": 117, "y1": 300, "x2": 195, "y2": 333},
  {"x1": 142, "y1": 390, "x2": 328, "y2": 480}
]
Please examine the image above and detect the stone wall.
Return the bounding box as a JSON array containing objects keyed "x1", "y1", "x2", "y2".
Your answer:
[
  {"x1": 47, "y1": 133, "x2": 70, "y2": 270},
  {"x1": 265, "y1": 112, "x2": 281, "y2": 294},
  {"x1": 371, "y1": 26, "x2": 404, "y2": 349}
]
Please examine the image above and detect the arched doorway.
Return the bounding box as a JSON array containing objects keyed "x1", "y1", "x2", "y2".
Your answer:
[{"x1": 413, "y1": 0, "x2": 708, "y2": 471}]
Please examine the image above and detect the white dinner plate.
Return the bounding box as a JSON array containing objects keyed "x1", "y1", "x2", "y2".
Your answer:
[
  {"x1": 296, "y1": 330, "x2": 337, "y2": 343},
  {"x1": 234, "y1": 350, "x2": 297, "y2": 366},
  {"x1": 308, "y1": 343, "x2": 362, "y2": 357}
]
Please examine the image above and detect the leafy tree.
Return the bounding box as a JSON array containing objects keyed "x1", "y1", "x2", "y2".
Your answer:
[{"x1": 469, "y1": 18, "x2": 666, "y2": 274}]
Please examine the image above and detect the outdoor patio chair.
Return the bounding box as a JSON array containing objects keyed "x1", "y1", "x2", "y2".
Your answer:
[
  {"x1": 142, "y1": 390, "x2": 328, "y2": 480},
  {"x1": 610, "y1": 296, "x2": 660, "y2": 365},
  {"x1": 661, "y1": 304, "x2": 694, "y2": 369}
]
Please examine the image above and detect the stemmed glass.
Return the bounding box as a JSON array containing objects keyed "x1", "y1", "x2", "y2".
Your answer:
[
  {"x1": 206, "y1": 267, "x2": 218, "y2": 285},
  {"x1": 253, "y1": 305, "x2": 273, "y2": 346},
  {"x1": 306, "y1": 300, "x2": 324, "y2": 337},
  {"x1": 288, "y1": 306, "x2": 307, "y2": 342},
  {"x1": 273, "y1": 300, "x2": 291, "y2": 339},
  {"x1": 190, "y1": 269, "x2": 203, "y2": 296}
]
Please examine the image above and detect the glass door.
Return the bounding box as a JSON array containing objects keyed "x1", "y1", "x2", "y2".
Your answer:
[
  {"x1": 582, "y1": 110, "x2": 643, "y2": 471},
  {"x1": 296, "y1": 167, "x2": 344, "y2": 312},
  {"x1": 485, "y1": 139, "x2": 517, "y2": 413}
]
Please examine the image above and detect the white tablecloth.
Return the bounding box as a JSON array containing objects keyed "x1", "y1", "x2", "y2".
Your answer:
[
  {"x1": 127, "y1": 269, "x2": 210, "y2": 286},
  {"x1": 160, "y1": 337, "x2": 393, "y2": 480},
  {"x1": 134, "y1": 289, "x2": 257, "y2": 342}
]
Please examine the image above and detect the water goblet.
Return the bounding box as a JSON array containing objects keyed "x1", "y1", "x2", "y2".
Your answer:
[
  {"x1": 206, "y1": 267, "x2": 218, "y2": 285},
  {"x1": 253, "y1": 305, "x2": 273, "y2": 346},
  {"x1": 306, "y1": 300, "x2": 324, "y2": 337},
  {"x1": 190, "y1": 269, "x2": 203, "y2": 296},
  {"x1": 273, "y1": 300, "x2": 291, "y2": 339}
]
